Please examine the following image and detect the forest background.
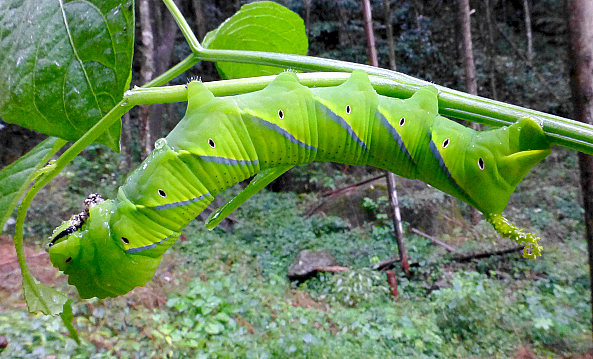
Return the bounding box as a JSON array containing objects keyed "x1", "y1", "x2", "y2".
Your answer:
[{"x1": 1, "y1": 0, "x2": 593, "y2": 357}]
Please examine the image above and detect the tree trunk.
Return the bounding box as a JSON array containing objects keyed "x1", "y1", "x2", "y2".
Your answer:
[
  {"x1": 566, "y1": 0, "x2": 593, "y2": 334},
  {"x1": 383, "y1": 0, "x2": 396, "y2": 71},
  {"x1": 523, "y1": 0, "x2": 534, "y2": 63},
  {"x1": 138, "y1": 0, "x2": 155, "y2": 158},
  {"x1": 192, "y1": 0, "x2": 208, "y2": 40},
  {"x1": 458, "y1": 0, "x2": 478, "y2": 96},
  {"x1": 362, "y1": 0, "x2": 409, "y2": 281},
  {"x1": 485, "y1": 0, "x2": 497, "y2": 99},
  {"x1": 337, "y1": 2, "x2": 351, "y2": 47},
  {"x1": 152, "y1": 0, "x2": 181, "y2": 140},
  {"x1": 362, "y1": 0, "x2": 378, "y2": 67},
  {"x1": 457, "y1": 0, "x2": 481, "y2": 223},
  {"x1": 304, "y1": 0, "x2": 312, "y2": 37},
  {"x1": 137, "y1": 0, "x2": 181, "y2": 158}
]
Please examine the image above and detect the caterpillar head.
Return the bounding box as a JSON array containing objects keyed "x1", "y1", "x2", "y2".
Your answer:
[
  {"x1": 460, "y1": 117, "x2": 551, "y2": 214},
  {"x1": 48, "y1": 194, "x2": 161, "y2": 299}
]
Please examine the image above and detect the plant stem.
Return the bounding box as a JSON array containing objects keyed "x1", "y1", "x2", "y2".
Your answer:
[
  {"x1": 162, "y1": 0, "x2": 202, "y2": 52},
  {"x1": 14, "y1": 101, "x2": 133, "y2": 274},
  {"x1": 143, "y1": 55, "x2": 200, "y2": 88},
  {"x1": 133, "y1": 67, "x2": 593, "y2": 154},
  {"x1": 13, "y1": 139, "x2": 66, "y2": 274},
  {"x1": 160, "y1": 0, "x2": 593, "y2": 153}
]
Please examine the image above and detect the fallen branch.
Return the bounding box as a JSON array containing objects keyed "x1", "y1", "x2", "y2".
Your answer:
[
  {"x1": 371, "y1": 256, "x2": 401, "y2": 271},
  {"x1": 410, "y1": 228, "x2": 457, "y2": 253},
  {"x1": 321, "y1": 174, "x2": 386, "y2": 198},
  {"x1": 305, "y1": 174, "x2": 386, "y2": 217},
  {"x1": 451, "y1": 246, "x2": 523, "y2": 262},
  {"x1": 315, "y1": 265, "x2": 350, "y2": 272},
  {"x1": 372, "y1": 245, "x2": 524, "y2": 271}
]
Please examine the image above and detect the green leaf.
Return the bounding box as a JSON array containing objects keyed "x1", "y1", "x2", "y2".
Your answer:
[
  {"x1": 204, "y1": 319, "x2": 224, "y2": 335},
  {"x1": 60, "y1": 300, "x2": 80, "y2": 344},
  {"x1": 0, "y1": 137, "x2": 65, "y2": 232},
  {"x1": 22, "y1": 272, "x2": 68, "y2": 315},
  {"x1": 0, "y1": 0, "x2": 135, "y2": 151},
  {"x1": 203, "y1": 1, "x2": 308, "y2": 79}
]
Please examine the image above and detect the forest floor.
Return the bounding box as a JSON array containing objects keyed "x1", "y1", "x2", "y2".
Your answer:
[{"x1": 1, "y1": 148, "x2": 593, "y2": 358}]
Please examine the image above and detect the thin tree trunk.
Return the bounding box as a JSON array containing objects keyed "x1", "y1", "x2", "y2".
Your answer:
[
  {"x1": 152, "y1": 0, "x2": 181, "y2": 140},
  {"x1": 137, "y1": 0, "x2": 181, "y2": 157},
  {"x1": 338, "y1": 2, "x2": 351, "y2": 47},
  {"x1": 138, "y1": 0, "x2": 155, "y2": 158},
  {"x1": 192, "y1": 0, "x2": 208, "y2": 40},
  {"x1": 458, "y1": 0, "x2": 481, "y2": 223},
  {"x1": 362, "y1": 0, "x2": 378, "y2": 66},
  {"x1": 304, "y1": 0, "x2": 312, "y2": 37},
  {"x1": 523, "y1": 0, "x2": 533, "y2": 63},
  {"x1": 362, "y1": 0, "x2": 409, "y2": 282},
  {"x1": 458, "y1": 0, "x2": 478, "y2": 96},
  {"x1": 383, "y1": 0, "x2": 396, "y2": 71},
  {"x1": 566, "y1": 0, "x2": 593, "y2": 334},
  {"x1": 495, "y1": 23, "x2": 562, "y2": 103},
  {"x1": 485, "y1": 0, "x2": 497, "y2": 99}
]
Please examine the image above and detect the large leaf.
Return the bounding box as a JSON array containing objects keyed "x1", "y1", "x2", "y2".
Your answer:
[
  {"x1": 203, "y1": 1, "x2": 308, "y2": 79},
  {"x1": 0, "y1": 137, "x2": 65, "y2": 232},
  {"x1": 0, "y1": 0, "x2": 135, "y2": 151}
]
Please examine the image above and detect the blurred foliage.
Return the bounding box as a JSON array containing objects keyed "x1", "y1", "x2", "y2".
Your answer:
[{"x1": 2, "y1": 162, "x2": 591, "y2": 357}]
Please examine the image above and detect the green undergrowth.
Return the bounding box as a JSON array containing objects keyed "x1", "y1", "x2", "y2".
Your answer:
[{"x1": 1, "y1": 149, "x2": 592, "y2": 358}]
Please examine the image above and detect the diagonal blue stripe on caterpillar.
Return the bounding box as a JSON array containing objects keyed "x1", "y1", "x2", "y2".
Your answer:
[
  {"x1": 320, "y1": 104, "x2": 369, "y2": 152},
  {"x1": 377, "y1": 111, "x2": 415, "y2": 164},
  {"x1": 125, "y1": 235, "x2": 172, "y2": 253},
  {"x1": 154, "y1": 193, "x2": 212, "y2": 210},
  {"x1": 252, "y1": 117, "x2": 317, "y2": 151},
  {"x1": 200, "y1": 156, "x2": 259, "y2": 166}
]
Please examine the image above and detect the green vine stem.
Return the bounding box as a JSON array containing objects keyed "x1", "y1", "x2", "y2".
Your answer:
[
  {"x1": 14, "y1": 101, "x2": 132, "y2": 314},
  {"x1": 159, "y1": 0, "x2": 593, "y2": 154},
  {"x1": 195, "y1": 49, "x2": 593, "y2": 154}
]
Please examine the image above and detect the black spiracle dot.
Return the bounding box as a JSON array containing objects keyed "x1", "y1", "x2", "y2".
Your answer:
[
  {"x1": 65, "y1": 257, "x2": 72, "y2": 263},
  {"x1": 278, "y1": 109, "x2": 284, "y2": 119},
  {"x1": 478, "y1": 157, "x2": 485, "y2": 170},
  {"x1": 121, "y1": 237, "x2": 130, "y2": 244},
  {"x1": 158, "y1": 189, "x2": 167, "y2": 198},
  {"x1": 399, "y1": 117, "x2": 405, "y2": 126},
  {"x1": 208, "y1": 138, "x2": 216, "y2": 148},
  {"x1": 346, "y1": 105, "x2": 351, "y2": 114},
  {"x1": 442, "y1": 138, "x2": 450, "y2": 148}
]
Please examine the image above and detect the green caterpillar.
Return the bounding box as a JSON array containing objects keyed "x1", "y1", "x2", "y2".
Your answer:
[{"x1": 48, "y1": 71, "x2": 551, "y2": 299}]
